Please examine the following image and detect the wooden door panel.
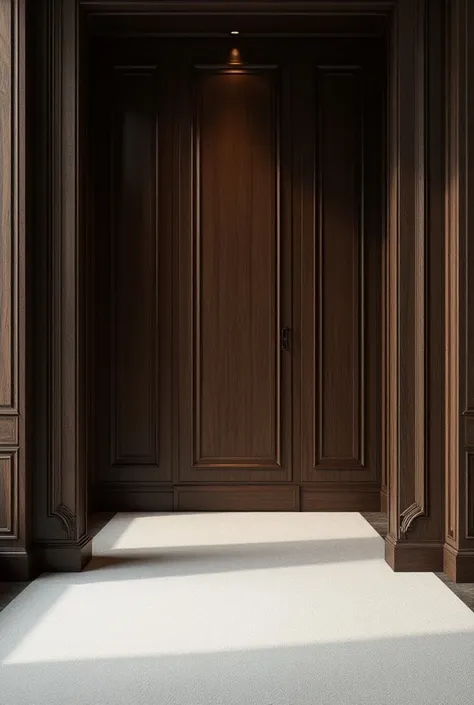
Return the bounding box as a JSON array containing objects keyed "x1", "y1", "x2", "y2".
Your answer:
[
  {"x1": 112, "y1": 69, "x2": 159, "y2": 469},
  {"x1": 91, "y1": 38, "x2": 382, "y2": 508},
  {"x1": 299, "y1": 60, "x2": 382, "y2": 484},
  {"x1": 317, "y1": 68, "x2": 363, "y2": 468},
  {"x1": 178, "y1": 62, "x2": 292, "y2": 482},
  {"x1": 96, "y1": 65, "x2": 173, "y2": 487}
]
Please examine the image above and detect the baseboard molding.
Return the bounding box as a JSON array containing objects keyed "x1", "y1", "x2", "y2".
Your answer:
[
  {"x1": 301, "y1": 487, "x2": 381, "y2": 512},
  {"x1": 443, "y1": 544, "x2": 474, "y2": 582},
  {"x1": 97, "y1": 483, "x2": 382, "y2": 513},
  {"x1": 385, "y1": 535, "x2": 444, "y2": 572},
  {"x1": 35, "y1": 534, "x2": 93, "y2": 573},
  {"x1": 175, "y1": 485, "x2": 299, "y2": 511},
  {"x1": 0, "y1": 549, "x2": 35, "y2": 581},
  {"x1": 98, "y1": 484, "x2": 174, "y2": 512}
]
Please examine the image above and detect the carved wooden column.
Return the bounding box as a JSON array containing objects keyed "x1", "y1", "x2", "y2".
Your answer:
[
  {"x1": 0, "y1": 0, "x2": 28, "y2": 579},
  {"x1": 444, "y1": 0, "x2": 474, "y2": 582},
  {"x1": 385, "y1": 0, "x2": 446, "y2": 572},
  {"x1": 31, "y1": 0, "x2": 91, "y2": 571}
]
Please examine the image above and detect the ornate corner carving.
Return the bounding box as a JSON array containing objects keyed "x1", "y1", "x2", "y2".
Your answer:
[
  {"x1": 50, "y1": 504, "x2": 77, "y2": 540},
  {"x1": 400, "y1": 501, "x2": 425, "y2": 537}
]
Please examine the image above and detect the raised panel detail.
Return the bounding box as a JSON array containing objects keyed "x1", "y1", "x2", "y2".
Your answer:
[
  {"x1": 0, "y1": 451, "x2": 17, "y2": 538},
  {"x1": 111, "y1": 68, "x2": 159, "y2": 467},
  {"x1": 466, "y1": 453, "x2": 474, "y2": 539},
  {"x1": 315, "y1": 68, "x2": 364, "y2": 468},
  {"x1": 299, "y1": 58, "x2": 381, "y2": 485},
  {"x1": 0, "y1": 417, "x2": 18, "y2": 445},
  {"x1": 193, "y1": 68, "x2": 281, "y2": 468},
  {"x1": 0, "y1": 0, "x2": 15, "y2": 412}
]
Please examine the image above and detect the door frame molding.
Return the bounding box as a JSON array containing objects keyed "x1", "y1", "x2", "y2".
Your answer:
[{"x1": 0, "y1": 0, "x2": 451, "y2": 577}]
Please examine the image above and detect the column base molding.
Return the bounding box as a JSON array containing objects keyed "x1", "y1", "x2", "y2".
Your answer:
[
  {"x1": 443, "y1": 544, "x2": 474, "y2": 583},
  {"x1": 34, "y1": 535, "x2": 93, "y2": 573},
  {"x1": 0, "y1": 549, "x2": 35, "y2": 581},
  {"x1": 385, "y1": 535, "x2": 444, "y2": 572}
]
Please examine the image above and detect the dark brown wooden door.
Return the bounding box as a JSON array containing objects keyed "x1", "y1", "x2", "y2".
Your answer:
[
  {"x1": 293, "y1": 43, "x2": 384, "y2": 509},
  {"x1": 91, "y1": 37, "x2": 384, "y2": 511},
  {"x1": 175, "y1": 44, "x2": 293, "y2": 485}
]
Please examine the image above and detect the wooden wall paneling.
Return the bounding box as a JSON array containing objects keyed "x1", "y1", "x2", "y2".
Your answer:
[
  {"x1": 92, "y1": 37, "x2": 177, "y2": 505},
  {"x1": 444, "y1": 0, "x2": 474, "y2": 582},
  {"x1": 0, "y1": 0, "x2": 28, "y2": 580},
  {"x1": 317, "y1": 67, "x2": 364, "y2": 470},
  {"x1": 299, "y1": 51, "x2": 382, "y2": 498},
  {"x1": 12, "y1": 0, "x2": 449, "y2": 575},
  {"x1": 95, "y1": 59, "x2": 174, "y2": 507},
  {"x1": 385, "y1": 0, "x2": 445, "y2": 572},
  {"x1": 177, "y1": 59, "x2": 293, "y2": 484},
  {"x1": 30, "y1": 0, "x2": 92, "y2": 572},
  {"x1": 175, "y1": 485, "x2": 299, "y2": 512}
]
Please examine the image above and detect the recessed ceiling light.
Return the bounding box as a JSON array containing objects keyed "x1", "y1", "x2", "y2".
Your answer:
[{"x1": 231, "y1": 30, "x2": 239, "y2": 35}]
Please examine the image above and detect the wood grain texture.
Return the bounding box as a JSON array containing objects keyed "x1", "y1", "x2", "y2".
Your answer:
[
  {"x1": 93, "y1": 59, "x2": 173, "y2": 490},
  {"x1": 14, "y1": 1, "x2": 453, "y2": 580},
  {"x1": 88, "y1": 36, "x2": 386, "y2": 504},
  {"x1": 0, "y1": 451, "x2": 17, "y2": 537},
  {"x1": 0, "y1": 417, "x2": 18, "y2": 445},
  {"x1": 388, "y1": 0, "x2": 427, "y2": 539},
  {"x1": 385, "y1": 535, "x2": 444, "y2": 572},
  {"x1": 178, "y1": 50, "x2": 292, "y2": 484},
  {"x1": 316, "y1": 68, "x2": 364, "y2": 467},
  {"x1": 98, "y1": 485, "x2": 174, "y2": 512},
  {"x1": 386, "y1": 0, "x2": 445, "y2": 565},
  {"x1": 0, "y1": 0, "x2": 27, "y2": 579},
  {"x1": 301, "y1": 487, "x2": 380, "y2": 511},
  {"x1": 111, "y1": 67, "x2": 160, "y2": 467},
  {"x1": 299, "y1": 49, "x2": 383, "y2": 486},
  {"x1": 26, "y1": 0, "x2": 92, "y2": 574},
  {"x1": 175, "y1": 485, "x2": 299, "y2": 512},
  {"x1": 195, "y1": 68, "x2": 281, "y2": 467},
  {"x1": 444, "y1": 0, "x2": 474, "y2": 581},
  {"x1": 0, "y1": 0, "x2": 15, "y2": 412}
]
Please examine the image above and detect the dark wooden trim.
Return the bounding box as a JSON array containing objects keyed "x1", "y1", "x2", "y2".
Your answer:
[
  {"x1": 0, "y1": 549, "x2": 32, "y2": 581},
  {"x1": 0, "y1": 0, "x2": 451, "y2": 579},
  {"x1": 385, "y1": 535, "x2": 444, "y2": 572},
  {"x1": 380, "y1": 488, "x2": 388, "y2": 515},
  {"x1": 99, "y1": 485, "x2": 174, "y2": 511},
  {"x1": 28, "y1": 0, "x2": 91, "y2": 570},
  {"x1": 175, "y1": 485, "x2": 300, "y2": 512},
  {"x1": 301, "y1": 487, "x2": 380, "y2": 512},
  {"x1": 79, "y1": 1, "x2": 396, "y2": 12},
  {"x1": 0, "y1": 0, "x2": 27, "y2": 573},
  {"x1": 385, "y1": 0, "x2": 446, "y2": 568},
  {"x1": 35, "y1": 536, "x2": 93, "y2": 573},
  {"x1": 387, "y1": 0, "x2": 428, "y2": 539},
  {"x1": 443, "y1": 544, "x2": 474, "y2": 583},
  {"x1": 443, "y1": 0, "x2": 474, "y2": 582}
]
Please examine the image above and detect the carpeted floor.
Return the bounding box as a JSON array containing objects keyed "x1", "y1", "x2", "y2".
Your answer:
[{"x1": 1, "y1": 512, "x2": 474, "y2": 704}]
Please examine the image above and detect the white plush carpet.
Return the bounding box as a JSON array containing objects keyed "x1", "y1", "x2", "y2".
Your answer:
[{"x1": 1, "y1": 512, "x2": 474, "y2": 704}]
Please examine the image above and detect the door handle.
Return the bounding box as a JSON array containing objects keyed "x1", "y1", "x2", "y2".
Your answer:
[{"x1": 280, "y1": 327, "x2": 291, "y2": 352}]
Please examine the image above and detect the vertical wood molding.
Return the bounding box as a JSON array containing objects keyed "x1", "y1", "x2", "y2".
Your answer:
[
  {"x1": 387, "y1": 0, "x2": 427, "y2": 539},
  {"x1": 386, "y1": 0, "x2": 445, "y2": 571},
  {"x1": 315, "y1": 67, "x2": 365, "y2": 470},
  {"x1": 445, "y1": 0, "x2": 462, "y2": 547},
  {"x1": 401, "y1": 0, "x2": 426, "y2": 536},
  {"x1": 444, "y1": 0, "x2": 474, "y2": 581},
  {"x1": 32, "y1": 0, "x2": 90, "y2": 558},
  {"x1": 109, "y1": 66, "x2": 160, "y2": 470},
  {"x1": 0, "y1": 0, "x2": 27, "y2": 575}
]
